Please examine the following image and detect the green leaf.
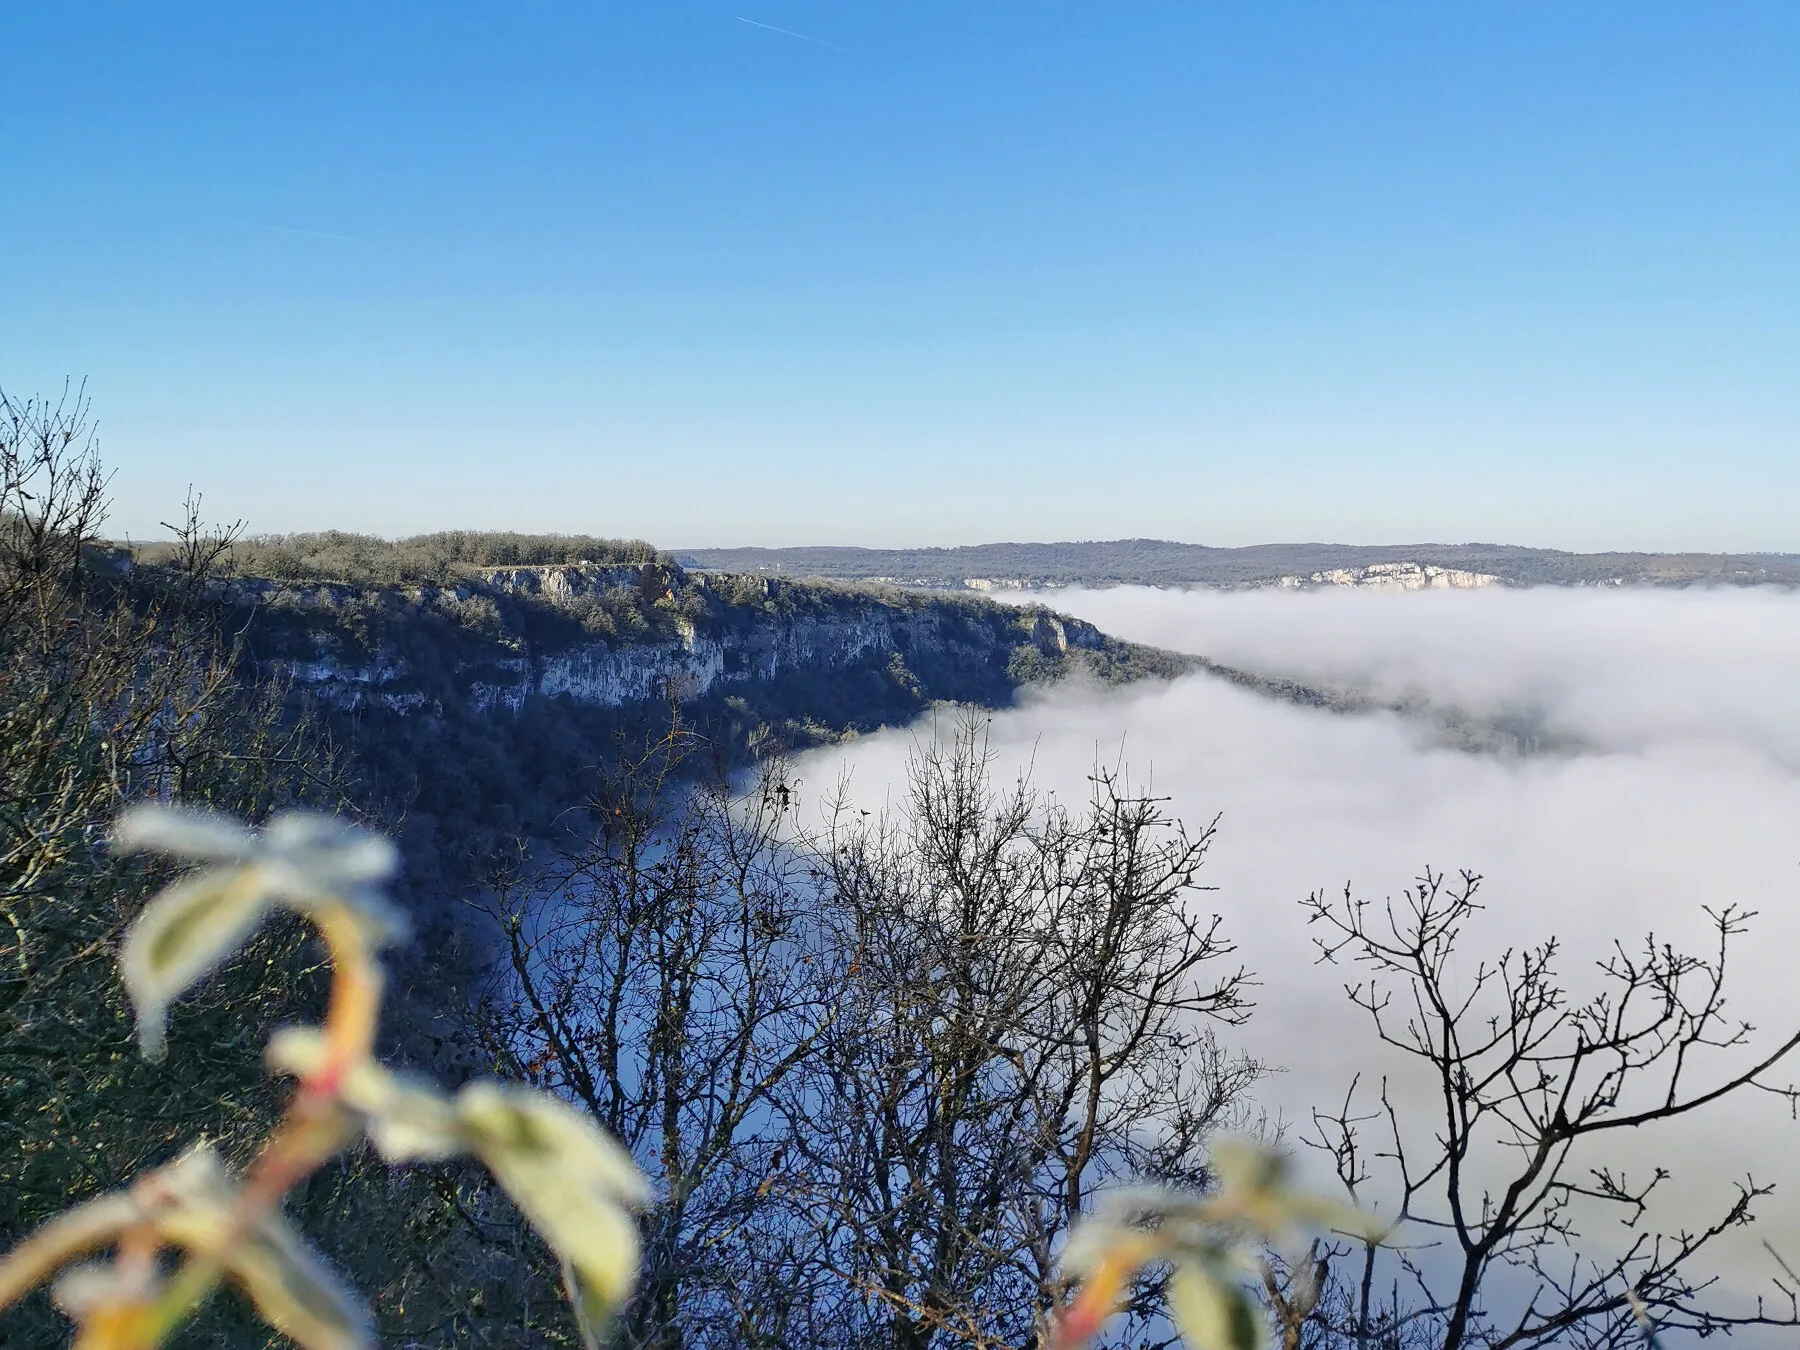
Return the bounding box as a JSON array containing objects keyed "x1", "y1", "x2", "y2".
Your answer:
[
  {"x1": 1281, "y1": 1192, "x2": 1392, "y2": 1244},
  {"x1": 267, "y1": 1027, "x2": 466, "y2": 1163},
  {"x1": 118, "y1": 867, "x2": 272, "y2": 1060},
  {"x1": 225, "y1": 1211, "x2": 373, "y2": 1350},
  {"x1": 458, "y1": 1083, "x2": 648, "y2": 1318},
  {"x1": 148, "y1": 1147, "x2": 371, "y2": 1350},
  {"x1": 112, "y1": 803, "x2": 259, "y2": 862},
  {"x1": 1169, "y1": 1264, "x2": 1267, "y2": 1350},
  {"x1": 562, "y1": 1257, "x2": 607, "y2": 1350},
  {"x1": 1209, "y1": 1139, "x2": 1289, "y2": 1198}
]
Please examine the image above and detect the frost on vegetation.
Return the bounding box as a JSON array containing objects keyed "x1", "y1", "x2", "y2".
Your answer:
[
  {"x1": 0, "y1": 804, "x2": 650, "y2": 1350},
  {"x1": 0, "y1": 800, "x2": 1379, "y2": 1350},
  {"x1": 1051, "y1": 1140, "x2": 1387, "y2": 1350}
]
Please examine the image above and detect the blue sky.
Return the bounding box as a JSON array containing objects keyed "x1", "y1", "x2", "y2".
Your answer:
[{"x1": 3, "y1": 3, "x2": 1795, "y2": 550}]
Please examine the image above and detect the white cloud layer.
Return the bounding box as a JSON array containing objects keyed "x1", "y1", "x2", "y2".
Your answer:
[{"x1": 793, "y1": 584, "x2": 1800, "y2": 1315}]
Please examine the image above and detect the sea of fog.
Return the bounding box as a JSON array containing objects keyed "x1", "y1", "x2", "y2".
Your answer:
[{"x1": 791, "y1": 584, "x2": 1800, "y2": 1306}]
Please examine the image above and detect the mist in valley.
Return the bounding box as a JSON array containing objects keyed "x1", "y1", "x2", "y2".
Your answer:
[{"x1": 792, "y1": 584, "x2": 1800, "y2": 1306}]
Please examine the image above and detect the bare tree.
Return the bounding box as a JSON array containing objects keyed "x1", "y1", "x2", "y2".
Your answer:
[
  {"x1": 786, "y1": 715, "x2": 1259, "y2": 1350},
  {"x1": 1278, "y1": 869, "x2": 1800, "y2": 1350},
  {"x1": 473, "y1": 722, "x2": 838, "y2": 1350},
  {"x1": 0, "y1": 384, "x2": 329, "y2": 1188},
  {"x1": 0, "y1": 382, "x2": 348, "y2": 1346},
  {"x1": 465, "y1": 713, "x2": 1260, "y2": 1350}
]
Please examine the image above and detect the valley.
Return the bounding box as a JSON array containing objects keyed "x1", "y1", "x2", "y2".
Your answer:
[{"x1": 679, "y1": 538, "x2": 1800, "y2": 591}]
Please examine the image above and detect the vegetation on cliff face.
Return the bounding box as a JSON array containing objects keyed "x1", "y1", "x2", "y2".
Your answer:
[
  {"x1": 215, "y1": 555, "x2": 1180, "y2": 687},
  {"x1": 193, "y1": 557, "x2": 1188, "y2": 912}
]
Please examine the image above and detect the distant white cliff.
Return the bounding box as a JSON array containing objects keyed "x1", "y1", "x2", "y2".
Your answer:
[{"x1": 1275, "y1": 562, "x2": 1500, "y2": 591}]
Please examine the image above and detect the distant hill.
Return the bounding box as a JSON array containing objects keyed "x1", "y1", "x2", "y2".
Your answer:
[{"x1": 675, "y1": 540, "x2": 1800, "y2": 590}]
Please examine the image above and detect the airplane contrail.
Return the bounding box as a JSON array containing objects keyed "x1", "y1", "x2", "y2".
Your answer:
[{"x1": 736, "y1": 16, "x2": 846, "y2": 51}]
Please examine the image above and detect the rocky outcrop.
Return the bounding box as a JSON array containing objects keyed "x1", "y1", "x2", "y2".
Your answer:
[
  {"x1": 467, "y1": 609, "x2": 987, "y2": 714},
  {"x1": 484, "y1": 564, "x2": 659, "y2": 599},
  {"x1": 235, "y1": 564, "x2": 1119, "y2": 720}
]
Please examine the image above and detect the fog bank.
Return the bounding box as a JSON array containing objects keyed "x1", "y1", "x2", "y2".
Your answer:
[
  {"x1": 794, "y1": 585, "x2": 1800, "y2": 1303},
  {"x1": 1046, "y1": 582, "x2": 1800, "y2": 767}
]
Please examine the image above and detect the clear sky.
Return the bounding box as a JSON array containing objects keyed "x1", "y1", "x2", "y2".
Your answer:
[{"x1": 3, "y1": 3, "x2": 1795, "y2": 551}]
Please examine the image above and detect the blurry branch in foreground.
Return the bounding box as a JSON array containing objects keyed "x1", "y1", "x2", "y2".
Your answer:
[
  {"x1": 0, "y1": 806, "x2": 649, "y2": 1350},
  {"x1": 1, "y1": 381, "x2": 349, "y2": 1341},
  {"x1": 1051, "y1": 1138, "x2": 1387, "y2": 1350}
]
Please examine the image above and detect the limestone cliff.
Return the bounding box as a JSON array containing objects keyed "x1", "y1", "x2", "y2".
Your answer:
[
  {"x1": 210, "y1": 563, "x2": 1184, "y2": 899},
  {"x1": 222, "y1": 562, "x2": 1169, "y2": 726}
]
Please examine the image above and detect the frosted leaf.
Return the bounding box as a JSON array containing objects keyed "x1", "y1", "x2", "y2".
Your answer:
[
  {"x1": 1058, "y1": 1216, "x2": 1155, "y2": 1277},
  {"x1": 50, "y1": 1260, "x2": 158, "y2": 1318},
  {"x1": 1053, "y1": 1145, "x2": 1385, "y2": 1350},
  {"x1": 119, "y1": 869, "x2": 273, "y2": 1061},
  {"x1": 155, "y1": 1141, "x2": 237, "y2": 1199},
  {"x1": 112, "y1": 804, "x2": 258, "y2": 863},
  {"x1": 1169, "y1": 1264, "x2": 1267, "y2": 1350},
  {"x1": 267, "y1": 1028, "x2": 465, "y2": 1163},
  {"x1": 116, "y1": 804, "x2": 409, "y2": 980},
  {"x1": 565, "y1": 1254, "x2": 623, "y2": 1350},
  {"x1": 458, "y1": 1083, "x2": 648, "y2": 1208},
  {"x1": 360, "y1": 1079, "x2": 465, "y2": 1163},
  {"x1": 222, "y1": 1210, "x2": 372, "y2": 1350},
  {"x1": 113, "y1": 804, "x2": 413, "y2": 1060},
  {"x1": 459, "y1": 1083, "x2": 649, "y2": 1316},
  {"x1": 149, "y1": 1145, "x2": 372, "y2": 1350},
  {"x1": 256, "y1": 813, "x2": 408, "y2": 946},
  {"x1": 1209, "y1": 1138, "x2": 1288, "y2": 1197},
  {"x1": 264, "y1": 1025, "x2": 330, "y2": 1078},
  {"x1": 262, "y1": 813, "x2": 400, "y2": 891},
  {"x1": 1280, "y1": 1192, "x2": 1390, "y2": 1243},
  {"x1": 143, "y1": 1143, "x2": 240, "y2": 1245}
]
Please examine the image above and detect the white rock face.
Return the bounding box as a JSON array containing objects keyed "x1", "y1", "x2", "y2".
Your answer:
[
  {"x1": 483, "y1": 564, "x2": 653, "y2": 598},
  {"x1": 1275, "y1": 562, "x2": 1499, "y2": 591},
  {"x1": 269, "y1": 590, "x2": 1102, "y2": 716}
]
